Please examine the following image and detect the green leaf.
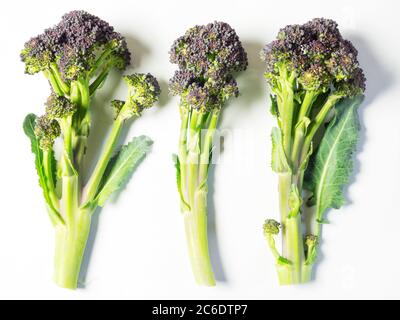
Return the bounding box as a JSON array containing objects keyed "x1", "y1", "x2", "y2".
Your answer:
[
  {"x1": 270, "y1": 95, "x2": 278, "y2": 116},
  {"x1": 24, "y1": 114, "x2": 47, "y2": 192},
  {"x1": 173, "y1": 154, "x2": 190, "y2": 211},
  {"x1": 23, "y1": 114, "x2": 62, "y2": 224},
  {"x1": 271, "y1": 127, "x2": 291, "y2": 173},
  {"x1": 95, "y1": 135, "x2": 153, "y2": 207},
  {"x1": 304, "y1": 96, "x2": 363, "y2": 221}
]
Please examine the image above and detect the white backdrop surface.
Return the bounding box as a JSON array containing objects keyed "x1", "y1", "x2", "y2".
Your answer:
[{"x1": 0, "y1": 0, "x2": 399, "y2": 299}]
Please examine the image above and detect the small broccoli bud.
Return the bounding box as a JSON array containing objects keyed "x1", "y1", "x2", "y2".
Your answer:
[
  {"x1": 305, "y1": 234, "x2": 318, "y2": 247},
  {"x1": 263, "y1": 219, "x2": 280, "y2": 236},
  {"x1": 335, "y1": 67, "x2": 366, "y2": 98},
  {"x1": 118, "y1": 73, "x2": 160, "y2": 118},
  {"x1": 305, "y1": 234, "x2": 319, "y2": 265},
  {"x1": 220, "y1": 76, "x2": 239, "y2": 100},
  {"x1": 299, "y1": 63, "x2": 330, "y2": 92},
  {"x1": 45, "y1": 93, "x2": 77, "y2": 119},
  {"x1": 169, "y1": 70, "x2": 197, "y2": 96},
  {"x1": 186, "y1": 84, "x2": 210, "y2": 113},
  {"x1": 34, "y1": 115, "x2": 61, "y2": 150}
]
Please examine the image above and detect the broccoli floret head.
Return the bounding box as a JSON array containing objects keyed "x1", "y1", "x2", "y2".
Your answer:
[
  {"x1": 169, "y1": 21, "x2": 247, "y2": 113},
  {"x1": 305, "y1": 234, "x2": 318, "y2": 247},
  {"x1": 34, "y1": 115, "x2": 61, "y2": 150},
  {"x1": 124, "y1": 73, "x2": 161, "y2": 112},
  {"x1": 115, "y1": 73, "x2": 160, "y2": 119},
  {"x1": 45, "y1": 93, "x2": 77, "y2": 119},
  {"x1": 261, "y1": 18, "x2": 365, "y2": 98},
  {"x1": 169, "y1": 21, "x2": 247, "y2": 79},
  {"x1": 21, "y1": 10, "x2": 131, "y2": 82},
  {"x1": 263, "y1": 219, "x2": 281, "y2": 236}
]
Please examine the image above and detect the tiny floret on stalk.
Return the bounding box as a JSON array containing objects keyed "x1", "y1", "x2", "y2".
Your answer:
[
  {"x1": 34, "y1": 115, "x2": 61, "y2": 150},
  {"x1": 115, "y1": 73, "x2": 161, "y2": 119},
  {"x1": 45, "y1": 93, "x2": 77, "y2": 119},
  {"x1": 263, "y1": 219, "x2": 281, "y2": 236}
]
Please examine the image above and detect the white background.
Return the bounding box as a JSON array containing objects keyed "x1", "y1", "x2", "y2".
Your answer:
[{"x1": 0, "y1": 0, "x2": 399, "y2": 299}]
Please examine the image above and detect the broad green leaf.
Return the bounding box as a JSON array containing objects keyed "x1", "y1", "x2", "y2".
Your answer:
[
  {"x1": 304, "y1": 96, "x2": 363, "y2": 221},
  {"x1": 271, "y1": 127, "x2": 291, "y2": 173},
  {"x1": 23, "y1": 114, "x2": 61, "y2": 224},
  {"x1": 95, "y1": 135, "x2": 153, "y2": 207},
  {"x1": 173, "y1": 154, "x2": 190, "y2": 211}
]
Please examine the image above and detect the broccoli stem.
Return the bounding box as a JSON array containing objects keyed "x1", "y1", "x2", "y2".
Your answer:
[
  {"x1": 53, "y1": 205, "x2": 92, "y2": 289},
  {"x1": 278, "y1": 67, "x2": 295, "y2": 160},
  {"x1": 178, "y1": 107, "x2": 189, "y2": 205},
  {"x1": 297, "y1": 90, "x2": 318, "y2": 122},
  {"x1": 184, "y1": 189, "x2": 215, "y2": 286},
  {"x1": 300, "y1": 94, "x2": 342, "y2": 165},
  {"x1": 74, "y1": 80, "x2": 91, "y2": 168},
  {"x1": 89, "y1": 67, "x2": 110, "y2": 95},
  {"x1": 179, "y1": 109, "x2": 217, "y2": 286},
  {"x1": 43, "y1": 149, "x2": 64, "y2": 226},
  {"x1": 277, "y1": 174, "x2": 305, "y2": 285},
  {"x1": 43, "y1": 150, "x2": 59, "y2": 208},
  {"x1": 49, "y1": 63, "x2": 70, "y2": 95},
  {"x1": 83, "y1": 113, "x2": 124, "y2": 205},
  {"x1": 44, "y1": 70, "x2": 64, "y2": 96}
]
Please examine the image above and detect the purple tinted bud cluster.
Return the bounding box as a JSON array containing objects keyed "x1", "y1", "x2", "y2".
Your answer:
[
  {"x1": 169, "y1": 21, "x2": 247, "y2": 112},
  {"x1": 21, "y1": 10, "x2": 131, "y2": 81},
  {"x1": 170, "y1": 22, "x2": 247, "y2": 76},
  {"x1": 34, "y1": 115, "x2": 61, "y2": 150},
  {"x1": 123, "y1": 73, "x2": 161, "y2": 113},
  {"x1": 45, "y1": 93, "x2": 77, "y2": 119},
  {"x1": 261, "y1": 18, "x2": 365, "y2": 97}
]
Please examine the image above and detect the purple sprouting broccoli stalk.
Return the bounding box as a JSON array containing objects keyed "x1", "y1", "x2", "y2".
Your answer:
[
  {"x1": 261, "y1": 18, "x2": 366, "y2": 285},
  {"x1": 169, "y1": 21, "x2": 248, "y2": 286},
  {"x1": 22, "y1": 11, "x2": 160, "y2": 289}
]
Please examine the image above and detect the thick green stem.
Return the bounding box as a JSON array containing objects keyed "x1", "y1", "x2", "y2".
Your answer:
[
  {"x1": 187, "y1": 111, "x2": 201, "y2": 205},
  {"x1": 180, "y1": 108, "x2": 216, "y2": 286},
  {"x1": 199, "y1": 112, "x2": 219, "y2": 180},
  {"x1": 83, "y1": 115, "x2": 124, "y2": 204},
  {"x1": 74, "y1": 80, "x2": 91, "y2": 168},
  {"x1": 183, "y1": 188, "x2": 215, "y2": 286},
  {"x1": 277, "y1": 68, "x2": 295, "y2": 160},
  {"x1": 278, "y1": 174, "x2": 305, "y2": 285},
  {"x1": 69, "y1": 82, "x2": 81, "y2": 105},
  {"x1": 178, "y1": 108, "x2": 189, "y2": 206},
  {"x1": 53, "y1": 206, "x2": 92, "y2": 289},
  {"x1": 297, "y1": 90, "x2": 318, "y2": 122}
]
